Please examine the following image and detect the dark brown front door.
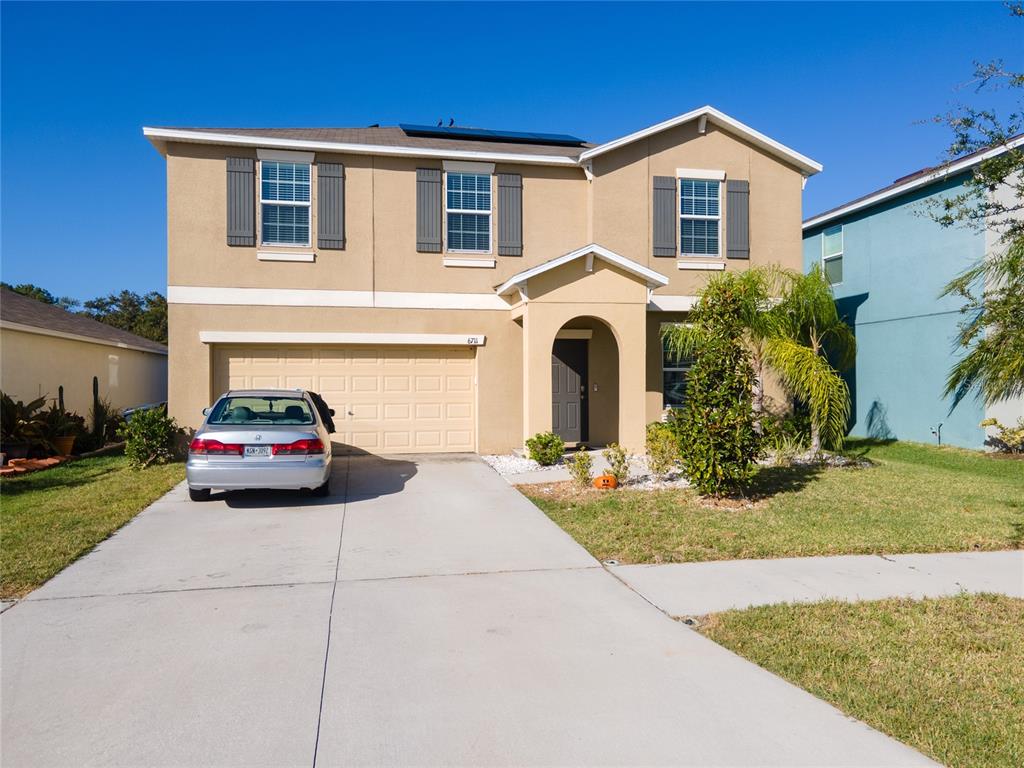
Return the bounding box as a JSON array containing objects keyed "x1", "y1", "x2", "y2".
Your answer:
[{"x1": 551, "y1": 339, "x2": 588, "y2": 443}]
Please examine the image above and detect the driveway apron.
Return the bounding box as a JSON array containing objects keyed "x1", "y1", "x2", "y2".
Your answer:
[{"x1": 2, "y1": 453, "x2": 935, "y2": 767}]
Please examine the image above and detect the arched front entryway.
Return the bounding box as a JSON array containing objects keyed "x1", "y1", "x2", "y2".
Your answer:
[{"x1": 550, "y1": 316, "x2": 619, "y2": 446}]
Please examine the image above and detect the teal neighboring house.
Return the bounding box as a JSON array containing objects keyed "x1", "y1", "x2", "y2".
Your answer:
[{"x1": 802, "y1": 137, "x2": 1024, "y2": 449}]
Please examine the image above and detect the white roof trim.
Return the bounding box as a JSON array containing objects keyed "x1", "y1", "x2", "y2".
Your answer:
[
  {"x1": 495, "y1": 243, "x2": 670, "y2": 295},
  {"x1": 0, "y1": 320, "x2": 168, "y2": 356},
  {"x1": 803, "y1": 134, "x2": 1024, "y2": 230},
  {"x1": 143, "y1": 127, "x2": 579, "y2": 167},
  {"x1": 167, "y1": 285, "x2": 509, "y2": 311},
  {"x1": 579, "y1": 106, "x2": 823, "y2": 176},
  {"x1": 199, "y1": 331, "x2": 485, "y2": 346}
]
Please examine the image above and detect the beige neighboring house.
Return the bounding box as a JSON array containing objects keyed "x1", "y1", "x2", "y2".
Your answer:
[
  {"x1": 0, "y1": 288, "x2": 168, "y2": 416},
  {"x1": 145, "y1": 105, "x2": 821, "y2": 454}
]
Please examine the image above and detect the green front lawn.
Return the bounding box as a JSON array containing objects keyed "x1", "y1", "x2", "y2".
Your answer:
[
  {"x1": 0, "y1": 455, "x2": 184, "y2": 598},
  {"x1": 700, "y1": 594, "x2": 1024, "y2": 768},
  {"x1": 522, "y1": 440, "x2": 1023, "y2": 563}
]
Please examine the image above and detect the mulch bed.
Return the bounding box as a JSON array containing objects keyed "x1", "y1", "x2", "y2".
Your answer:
[{"x1": 0, "y1": 442, "x2": 126, "y2": 477}]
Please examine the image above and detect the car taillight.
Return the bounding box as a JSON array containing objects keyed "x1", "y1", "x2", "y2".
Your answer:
[
  {"x1": 272, "y1": 438, "x2": 325, "y2": 455},
  {"x1": 189, "y1": 438, "x2": 243, "y2": 456}
]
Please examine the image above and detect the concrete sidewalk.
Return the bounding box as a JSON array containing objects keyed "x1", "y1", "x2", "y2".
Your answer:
[{"x1": 614, "y1": 550, "x2": 1024, "y2": 616}]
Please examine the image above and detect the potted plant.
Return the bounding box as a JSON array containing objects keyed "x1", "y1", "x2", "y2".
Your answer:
[
  {"x1": 0, "y1": 393, "x2": 48, "y2": 461},
  {"x1": 41, "y1": 404, "x2": 86, "y2": 456}
]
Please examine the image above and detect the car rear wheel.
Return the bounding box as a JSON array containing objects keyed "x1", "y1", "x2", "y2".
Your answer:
[
  {"x1": 309, "y1": 480, "x2": 330, "y2": 498},
  {"x1": 189, "y1": 487, "x2": 211, "y2": 502}
]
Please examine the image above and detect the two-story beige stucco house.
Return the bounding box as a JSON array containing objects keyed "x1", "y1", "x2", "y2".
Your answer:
[{"x1": 145, "y1": 106, "x2": 821, "y2": 455}]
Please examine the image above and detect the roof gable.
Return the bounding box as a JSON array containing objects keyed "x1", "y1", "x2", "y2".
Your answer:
[
  {"x1": 578, "y1": 106, "x2": 822, "y2": 176},
  {"x1": 495, "y1": 244, "x2": 669, "y2": 296}
]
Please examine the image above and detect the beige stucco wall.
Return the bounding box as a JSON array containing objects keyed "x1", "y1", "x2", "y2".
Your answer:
[
  {"x1": 1, "y1": 329, "x2": 167, "y2": 417},
  {"x1": 166, "y1": 143, "x2": 589, "y2": 294},
  {"x1": 162, "y1": 118, "x2": 807, "y2": 453},
  {"x1": 590, "y1": 122, "x2": 805, "y2": 296},
  {"x1": 168, "y1": 303, "x2": 524, "y2": 454}
]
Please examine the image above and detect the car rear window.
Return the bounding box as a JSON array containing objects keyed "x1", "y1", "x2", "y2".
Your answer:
[{"x1": 208, "y1": 396, "x2": 316, "y2": 425}]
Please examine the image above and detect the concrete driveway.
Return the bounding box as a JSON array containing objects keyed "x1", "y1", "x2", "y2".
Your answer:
[{"x1": 1, "y1": 453, "x2": 934, "y2": 767}]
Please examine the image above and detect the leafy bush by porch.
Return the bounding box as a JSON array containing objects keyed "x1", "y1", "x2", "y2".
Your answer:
[{"x1": 525, "y1": 431, "x2": 565, "y2": 466}]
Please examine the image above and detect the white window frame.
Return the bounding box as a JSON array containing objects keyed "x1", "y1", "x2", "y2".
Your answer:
[
  {"x1": 443, "y1": 161, "x2": 493, "y2": 255},
  {"x1": 258, "y1": 153, "x2": 313, "y2": 249},
  {"x1": 821, "y1": 224, "x2": 844, "y2": 286},
  {"x1": 677, "y1": 171, "x2": 724, "y2": 259}
]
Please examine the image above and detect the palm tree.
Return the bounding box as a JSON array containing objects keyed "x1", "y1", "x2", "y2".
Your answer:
[{"x1": 764, "y1": 265, "x2": 856, "y2": 453}]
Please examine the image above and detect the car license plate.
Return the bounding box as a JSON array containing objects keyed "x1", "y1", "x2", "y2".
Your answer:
[{"x1": 244, "y1": 445, "x2": 271, "y2": 458}]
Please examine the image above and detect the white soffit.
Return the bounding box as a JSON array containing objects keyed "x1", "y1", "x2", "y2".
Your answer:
[
  {"x1": 647, "y1": 295, "x2": 699, "y2": 312},
  {"x1": 495, "y1": 243, "x2": 670, "y2": 295},
  {"x1": 579, "y1": 106, "x2": 823, "y2": 176}
]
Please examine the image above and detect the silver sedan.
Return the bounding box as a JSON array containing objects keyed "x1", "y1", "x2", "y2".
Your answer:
[{"x1": 186, "y1": 389, "x2": 334, "y2": 502}]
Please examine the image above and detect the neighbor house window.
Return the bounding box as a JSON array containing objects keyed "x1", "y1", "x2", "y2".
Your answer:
[
  {"x1": 261, "y1": 160, "x2": 311, "y2": 246},
  {"x1": 822, "y1": 224, "x2": 843, "y2": 285},
  {"x1": 680, "y1": 179, "x2": 721, "y2": 256},
  {"x1": 662, "y1": 334, "x2": 694, "y2": 408},
  {"x1": 446, "y1": 172, "x2": 491, "y2": 252}
]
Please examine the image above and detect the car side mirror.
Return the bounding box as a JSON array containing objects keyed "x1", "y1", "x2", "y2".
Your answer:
[
  {"x1": 202, "y1": 407, "x2": 210, "y2": 416},
  {"x1": 328, "y1": 408, "x2": 335, "y2": 416}
]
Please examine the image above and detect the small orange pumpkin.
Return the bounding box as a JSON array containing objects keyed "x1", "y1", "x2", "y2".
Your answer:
[{"x1": 593, "y1": 474, "x2": 618, "y2": 490}]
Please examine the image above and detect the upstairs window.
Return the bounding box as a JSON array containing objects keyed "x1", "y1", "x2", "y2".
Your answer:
[
  {"x1": 261, "y1": 161, "x2": 311, "y2": 246},
  {"x1": 822, "y1": 225, "x2": 843, "y2": 285},
  {"x1": 446, "y1": 172, "x2": 491, "y2": 252},
  {"x1": 680, "y1": 179, "x2": 720, "y2": 256}
]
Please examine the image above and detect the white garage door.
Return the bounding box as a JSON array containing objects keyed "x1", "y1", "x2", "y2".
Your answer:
[{"x1": 213, "y1": 345, "x2": 476, "y2": 453}]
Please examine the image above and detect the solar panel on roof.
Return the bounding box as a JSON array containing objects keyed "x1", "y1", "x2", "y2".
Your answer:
[{"x1": 399, "y1": 124, "x2": 585, "y2": 147}]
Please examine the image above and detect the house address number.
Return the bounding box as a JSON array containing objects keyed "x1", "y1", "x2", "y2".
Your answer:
[{"x1": 466, "y1": 336, "x2": 484, "y2": 346}]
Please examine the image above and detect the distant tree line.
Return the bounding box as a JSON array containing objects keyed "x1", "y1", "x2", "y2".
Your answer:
[{"x1": 1, "y1": 282, "x2": 168, "y2": 345}]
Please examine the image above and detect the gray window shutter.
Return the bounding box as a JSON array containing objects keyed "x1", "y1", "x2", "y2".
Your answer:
[
  {"x1": 497, "y1": 173, "x2": 523, "y2": 256},
  {"x1": 652, "y1": 176, "x2": 677, "y2": 257},
  {"x1": 726, "y1": 180, "x2": 750, "y2": 259},
  {"x1": 416, "y1": 168, "x2": 442, "y2": 253},
  {"x1": 318, "y1": 163, "x2": 345, "y2": 250},
  {"x1": 226, "y1": 157, "x2": 255, "y2": 246}
]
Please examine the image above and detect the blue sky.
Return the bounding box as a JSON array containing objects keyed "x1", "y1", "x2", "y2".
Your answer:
[{"x1": 1, "y1": 1, "x2": 1020, "y2": 300}]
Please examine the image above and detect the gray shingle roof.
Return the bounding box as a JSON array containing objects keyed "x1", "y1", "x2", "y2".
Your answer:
[
  {"x1": 0, "y1": 288, "x2": 168, "y2": 354},
  {"x1": 154, "y1": 126, "x2": 593, "y2": 159}
]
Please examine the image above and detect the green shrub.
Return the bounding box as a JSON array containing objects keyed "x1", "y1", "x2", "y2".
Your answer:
[
  {"x1": 602, "y1": 442, "x2": 630, "y2": 485},
  {"x1": 765, "y1": 433, "x2": 804, "y2": 467},
  {"x1": 526, "y1": 431, "x2": 565, "y2": 466},
  {"x1": 0, "y1": 393, "x2": 49, "y2": 449},
  {"x1": 567, "y1": 450, "x2": 593, "y2": 488},
  {"x1": 118, "y1": 406, "x2": 182, "y2": 469},
  {"x1": 664, "y1": 274, "x2": 762, "y2": 496},
  {"x1": 980, "y1": 417, "x2": 1024, "y2": 453},
  {"x1": 645, "y1": 422, "x2": 680, "y2": 478},
  {"x1": 39, "y1": 404, "x2": 87, "y2": 452},
  {"x1": 761, "y1": 404, "x2": 811, "y2": 447}
]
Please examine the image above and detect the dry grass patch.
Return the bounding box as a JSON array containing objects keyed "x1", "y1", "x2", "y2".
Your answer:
[{"x1": 700, "y1": 594, "x2": 1024, "y2": 768}]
